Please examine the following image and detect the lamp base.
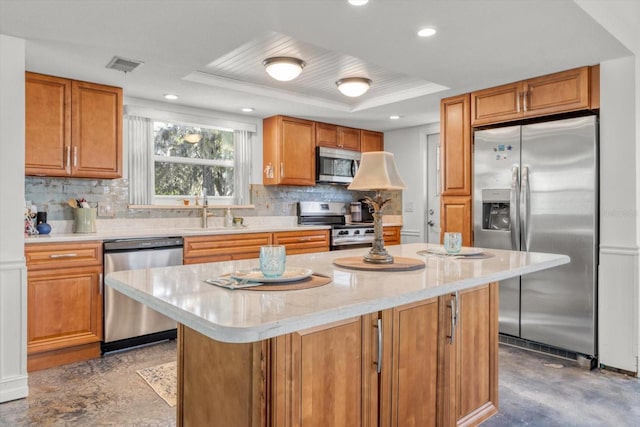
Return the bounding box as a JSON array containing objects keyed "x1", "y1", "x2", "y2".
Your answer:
[{"x1": 363, "y1": 250, "x2": 394, "y2": 264}]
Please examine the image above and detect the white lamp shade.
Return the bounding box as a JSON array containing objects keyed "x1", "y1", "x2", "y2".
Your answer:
[
  {"x1": 348, "y1": 151, "x2": 406, "y2": 191},
  {"x1": 263, "y1": 57, "x2": 305, "y2": 81},
  {"x1": 336, "y1": 77, "x2": 371, "y2": 97}
]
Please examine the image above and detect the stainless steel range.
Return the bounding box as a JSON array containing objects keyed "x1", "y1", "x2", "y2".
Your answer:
[{"x1": 298, "y1": 201, "x2": 374, "y2": 250}]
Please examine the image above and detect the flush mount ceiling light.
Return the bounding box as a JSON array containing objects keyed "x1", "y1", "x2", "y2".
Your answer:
[
  {"x1": 418, "y1": 27, "x2": 437, "y2": 37},
  {"x1": 348, "y1": 0, "x2": 369, "y2": 5},
  {"x1": 183, "y1": 133, "x2": 203, "y2": 144},
  {"x1": 336, "y1": 77, "x2": 372, "y2": 97},
  {"x1": 263, "y1": 57, "x2": 306, "y2": 81}
]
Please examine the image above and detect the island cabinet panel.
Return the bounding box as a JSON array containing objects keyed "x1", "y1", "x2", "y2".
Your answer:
[
  {"x1": 177, "y1": 325, "x2": 267, "y2": 427},
  {"x1": 272, "y1": 229, "x2": 330, "y2": 255},
  {"x1": 25, "y1": 241, "x2": 103, "y2": 372},
  {"x1": 440, "y1": 283, "x2": 499, "y2": 427},
  {"x1": 440, "y1": 94, "x2": 471, "y2": 196},
  {"x1": 270, "y1": 316, "x2": 375, "y2": 427},
  {"x1": 379, "y1": 298, "x2": 440, "y2": 427},
  {"x1": 183, "y1": 233, "x2": 273, "y2": 264},
  {"x1": 263, "y1": 115, "x2": 316, "y2": 186},
  {"x1": 361, "y1": 130, "x2": 384, "y2": 152},
  {"x1": 25, "y1": 72, "x2": 122, "y2": 178}
]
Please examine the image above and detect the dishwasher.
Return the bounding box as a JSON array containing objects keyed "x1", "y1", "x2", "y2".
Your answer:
[{"x1": 102, "y1": 236, "x2": 183, "y2": 353}]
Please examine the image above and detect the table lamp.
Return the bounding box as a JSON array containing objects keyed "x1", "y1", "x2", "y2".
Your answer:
[{"x1": 348, "y1": 151, "x2": 406, "y2": 263}]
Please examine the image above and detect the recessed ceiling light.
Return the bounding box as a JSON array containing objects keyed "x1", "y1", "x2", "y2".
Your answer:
[
  {"x1": 390, "y1": 115, "x2": 401, "y2": 120},
  {"x1": 163, "y1": 93, "x2": 179, "y2": 100},
  {"x1": 417, "y1": 28, "x2": 437, "y2": 37},
  {"x1": 348, "y1": 0, "x2": 369, "y2": 5},
  {"x1": 241, "y1": 107, "x2": 255, "y2": 112}
]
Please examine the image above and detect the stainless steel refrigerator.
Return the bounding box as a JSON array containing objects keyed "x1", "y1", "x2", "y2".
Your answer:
[{"x1": 473, "y1": 115, "x2": 598, "y2": 357}]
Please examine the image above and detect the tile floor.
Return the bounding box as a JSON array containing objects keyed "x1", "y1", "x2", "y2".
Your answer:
[{"x1": 1, "y1": 341, "x2": 639, "y2": 426}]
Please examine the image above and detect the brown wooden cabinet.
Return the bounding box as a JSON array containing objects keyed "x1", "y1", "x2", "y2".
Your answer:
[
  {"x1": 361, "y1": 130, "x2": 384, "y2": 152},
  {"x1": 263, "y1": 115, "x2": 316, "y2": 186},
  {"x1": 316, "y1": 122, "x2": 361, "y2": 151},
  {"x1": 25, "y1": 72, "x2": 122, "y2": 178},
  {"x1": 272, "y1": 229, "x2": 330, "y2": 255},
  {"x1": 440, "y1": 283, "x2": 499, "y2": 426},
  {"x1": 24, "y1": 241, "x2": 103, "y2": 372},
  {"x1": 177, "y1": 282, "x2": 499, "y2": 427},
  {"x1": 382, "y1": 226, "x2": 401, "y2": 245},
  {"x1": 441, "y1": 196, "x2": 472, "y2": 246},
  {"x1": 441, "y1": 94, "x2": 471, "y2": 197},
  {"x1": 471, "y1": 66, "x2": 597, "y2": 126},
  {"x1": 183, "y1": 232, "x2": 273, "y2": 264}
]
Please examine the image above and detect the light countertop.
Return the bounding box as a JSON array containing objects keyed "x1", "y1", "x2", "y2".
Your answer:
[{"x1": 105, "y1": 243, "x2": 569, "y2": 344}]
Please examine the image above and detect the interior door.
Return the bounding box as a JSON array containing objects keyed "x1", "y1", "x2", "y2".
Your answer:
[{"x1": 425, "y1": 133, "x2": 441, "y2": 243}]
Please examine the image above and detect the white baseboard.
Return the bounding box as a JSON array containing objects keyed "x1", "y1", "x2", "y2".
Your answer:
[{"x1": 0, "y1": 375, "x2": 29, "y2": 403}]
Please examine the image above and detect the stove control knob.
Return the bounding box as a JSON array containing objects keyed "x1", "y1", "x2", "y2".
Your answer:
[
  {"x1": 365, "y1": 229, "x2": 374, "y2": 234},
  {"x1": 354, "y1": 230, "x2": 360, "y2": 235},
  {"x1": 338, "y1": 230, "x2": 348, "y2": 235}
]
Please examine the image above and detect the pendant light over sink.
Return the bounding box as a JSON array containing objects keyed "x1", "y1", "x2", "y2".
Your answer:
[
  {"x1": 263, "y1": 57, "x2": 306, "y2": 81},
  {"x1": 336, "y1": 77, "x2": 372, "y2": 97}
]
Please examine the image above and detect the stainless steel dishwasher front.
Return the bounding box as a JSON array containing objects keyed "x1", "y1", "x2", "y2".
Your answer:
[{"x1": 102, "y1": 237, "x2": 183, "y2": 353}]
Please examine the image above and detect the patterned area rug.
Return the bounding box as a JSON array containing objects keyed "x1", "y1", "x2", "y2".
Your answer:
[{"x1": 136, "y1": 361, "x2": 177, "y2": 407}]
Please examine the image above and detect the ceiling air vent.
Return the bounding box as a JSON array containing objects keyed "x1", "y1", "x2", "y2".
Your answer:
[{"x1": 106, "y1": 56, "x2": 144, "y2": 73}]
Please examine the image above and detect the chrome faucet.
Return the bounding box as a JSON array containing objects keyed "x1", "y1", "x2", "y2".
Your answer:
[{"x1": 202, "y1": 187, "x2": 210, "y2": 228}]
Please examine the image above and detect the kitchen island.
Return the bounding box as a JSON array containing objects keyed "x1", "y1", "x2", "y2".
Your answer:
[{"x1": 105, "y1": 243, "x2": 569, "y2": 427}]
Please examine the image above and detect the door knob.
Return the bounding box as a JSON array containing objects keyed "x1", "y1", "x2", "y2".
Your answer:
[{"x1": 427, "y1": 220, "x2": 435, "y2": 226}]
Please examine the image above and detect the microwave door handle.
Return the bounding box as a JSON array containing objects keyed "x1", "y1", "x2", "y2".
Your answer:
[{"x1": 351, "y1": 159, "x2": 359, "y2": 177}]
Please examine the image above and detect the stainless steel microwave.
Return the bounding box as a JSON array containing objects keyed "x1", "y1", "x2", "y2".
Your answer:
[{"x1": 316, "y1": 147, "x2": 361, "y2": 185}]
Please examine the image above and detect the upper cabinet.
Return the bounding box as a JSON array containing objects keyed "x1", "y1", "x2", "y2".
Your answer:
[
  {"x1": 316, "y1": 122, "x2": 361, "y2": 151},
  {"x1": 440, "y1": 94, "x2": 471, "y2": 196},
  {"x1": 263, "y1": 115, "x2": 316, "y2": 186},
  {"x1": 471, "y1": 66, "x2": 598, "y2": 126},
  {"x1": 361, "y1": 130, "x2": 384, "y2": 152},
  {"x1": 26, "y1": 72, "x2": 123, "y2": 178}
]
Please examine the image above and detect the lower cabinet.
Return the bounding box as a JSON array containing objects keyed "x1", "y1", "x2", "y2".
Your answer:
[
  {"x1": 25, "y1": 241, "x2": 104, "y2": 371},
  {"x1": 441, "y1": 196, "x2": 472, "y2": 246},
  {"x1": 177, "y1": 282, "x2": 498, "y2": 427},
  {"x1": 382, "y1": 226, "x2": 401, "y2": 246},
  {"x1": 272, "y1": 229, "x2": 330, "y2": 255}
]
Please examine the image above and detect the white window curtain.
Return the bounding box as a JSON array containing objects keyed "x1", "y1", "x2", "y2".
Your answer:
[
  {"x1": 125, "y1": 116, "x2": 154, "y2": 205},
  {"x1": 234, "y1": 130, "x2": 252, "y2": 205}
]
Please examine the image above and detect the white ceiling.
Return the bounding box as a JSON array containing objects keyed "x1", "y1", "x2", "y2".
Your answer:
[{"x1": 0, "y1": 0, "x2": 631, "y2": 132}]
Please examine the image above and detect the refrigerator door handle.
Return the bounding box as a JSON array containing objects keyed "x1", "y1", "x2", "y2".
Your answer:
[
  {"x1": 520, "y1": 166, "x2": 530, "y2": 251},
  {"x1": 510, "y1": 165, "x2": 520, "y2": 250}
]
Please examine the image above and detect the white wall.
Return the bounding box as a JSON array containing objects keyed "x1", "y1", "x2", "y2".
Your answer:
[
  {"x1": 0, "y1": 34, "x2": 28, "y2": 402},
  {"x1": 385, "y1": 123, "x2": 439, "y2": 243}
]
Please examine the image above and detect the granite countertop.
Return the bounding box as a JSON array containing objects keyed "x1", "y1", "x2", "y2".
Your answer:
[{"x1": 105, "y1": 243, "x2": 569, "y2": 344}]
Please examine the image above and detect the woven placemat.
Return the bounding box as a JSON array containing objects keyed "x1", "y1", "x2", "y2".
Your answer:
[
  {"x1": 245, "y1": 274, "x2": 332, "y2": 291},
  {"x1": 333, "y1": 256, "x2": 425, "y2": 271}
]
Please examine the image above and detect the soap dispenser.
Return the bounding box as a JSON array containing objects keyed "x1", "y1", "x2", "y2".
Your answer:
[{"x1": 224, "y1": 208, "x2": 233, "y2": 227}]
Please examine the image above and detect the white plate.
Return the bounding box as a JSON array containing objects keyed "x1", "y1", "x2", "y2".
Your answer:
[
  {"x1": 231, "y1": 267, "x2": 313, "y2": 283},
  {"x1": 420, "y1": 247, "x2": 484, "y2": 256}
]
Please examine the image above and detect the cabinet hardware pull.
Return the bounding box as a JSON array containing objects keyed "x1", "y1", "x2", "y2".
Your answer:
[
  {"x1": 375, "y1": 318, "x2": 383, "y2": 374},
  {"x1": 99, "y1": 273, "x2": 103, "y2": 295},
  {"x1": 523, "y1": 90, "x2": 529, "y2": 112},
  {"x1": 50, "y1": 253, "x2": 78, "y2": 258},
  {"x1": 65, "y1": 146, "x2": 71, "y2": 174},
  {"x1": 73, "y1": 146, "x2": 78, "y2": 167},
  {"x1": 281, "y1": 162, "x2": 284, "y2": 177},
  {"x1": 447, "y1": 292, "x2": 458, "y2": 344},
  {"x1": 516, "y1": 92, "x2": 521, "y2": 113}
]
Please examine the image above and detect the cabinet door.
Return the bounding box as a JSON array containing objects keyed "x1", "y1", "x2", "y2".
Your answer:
[
  {"x1": 25, "y1": 72, "x2": 72, "y2": 176},
  {"x1": 27, "y1": 265, "x2": 103, "y2": 355},
  {"x1": 441, "y1": 196, "x2": 472, "y2": 246},
  {"x1": 272, "y1": 229, "x2": 330, "y2": 255},
  {"x1": 71, "y1": 80, "x2": 123, "y2": 178},
  {"x1": 183, "y1": 233, "x2": 272, "y2": 264},
  {"x1": 382, "y1": 226, "x2": 401, "y2": 246},
  {"x1": 280, "y1": 117, "x2": 316, "y2": 185},
  {"x1": 441, "y1": 284, "x2": 498, "y2": 426},
  {"x1": 338, "y1": 126, "x2": 361, "y2": 151},
  {"x1": 361, "y1": 130, "x2": 384, "y2": 152},
  {"x1": 380, "y1": 298, "x2": 440, "y2": 427},
  {"x1": 441, "y1": 95, "x2": 471, "y2": 196},
  {"x1": 524, "y1": 66, "x2": 590, "y2": 118},
  {"x1": 316, "y1": 122, "x2": 338, "y2": 148},
  {"x1": 470, "y1": 82, "x2": 523, "y2": 126},
  {"x1": 271, "y1": 316, "x2": 375, "y2": 427}
]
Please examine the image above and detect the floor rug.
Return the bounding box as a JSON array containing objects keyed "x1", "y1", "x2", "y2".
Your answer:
[{"x1": 136, "y1": 361, "x2": 177, "y2": 407}]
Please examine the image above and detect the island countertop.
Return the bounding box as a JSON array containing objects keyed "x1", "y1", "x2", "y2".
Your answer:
[{"x1": 105, "y1": 243, "x2": 569, "y2": 344}]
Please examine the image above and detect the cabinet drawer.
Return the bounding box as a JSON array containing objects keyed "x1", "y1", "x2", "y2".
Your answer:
[
  {"x1": 272, "y1": 230, "x2": 330, "y2": 255},
  {"x1": 25, "y1": 241, "x2": 103, "y2": 270},
  {"x1": 383, "y1": 226, "x2": 401, "y2": 245},
  {"x1": 183, "y1": 233, "x2": 273, "y2": 263}
]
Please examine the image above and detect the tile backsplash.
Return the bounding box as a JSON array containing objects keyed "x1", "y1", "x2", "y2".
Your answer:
[{"x1": 25, "y1": 177, "x2": 402, "y2": 221}]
